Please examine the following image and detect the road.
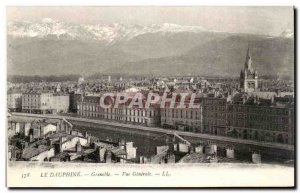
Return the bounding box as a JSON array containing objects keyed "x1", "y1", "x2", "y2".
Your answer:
[{"x1": 11, "y1": 112, "x2": 294, "y2": 151}]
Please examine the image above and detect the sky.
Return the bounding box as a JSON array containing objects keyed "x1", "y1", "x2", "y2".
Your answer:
[{"x1": 7, "y1": 6, "x2": 294, "y2": 36}]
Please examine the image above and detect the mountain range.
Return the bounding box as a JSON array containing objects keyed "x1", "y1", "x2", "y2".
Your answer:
[{"x1": 7, "y1": 18, "x2": 294, "y2": 79}]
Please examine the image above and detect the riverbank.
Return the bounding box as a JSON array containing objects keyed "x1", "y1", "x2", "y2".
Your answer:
[
  {"x1": 11, "y1": 112, "x2": 294, "y2": 151},
  {"x1": 10, "y1": 113, "x2": 295, "y2": 163}
]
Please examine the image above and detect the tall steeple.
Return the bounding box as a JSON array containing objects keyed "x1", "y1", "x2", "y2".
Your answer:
[
  {"x1": 245, "y1": 46, "x2": 252, "y2": 70},
  {"x1": 240, "y1": 46, "x2": 258, "y2": 92}
]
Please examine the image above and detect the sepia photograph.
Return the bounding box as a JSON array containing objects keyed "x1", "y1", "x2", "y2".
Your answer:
[{"x1": 5, "y1": 6, "x2": 295, "y2": 188}]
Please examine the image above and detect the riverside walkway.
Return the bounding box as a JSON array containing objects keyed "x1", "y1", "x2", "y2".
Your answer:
[{"x1": 11, "y1": 112, "x2": 294, "y2": 151}]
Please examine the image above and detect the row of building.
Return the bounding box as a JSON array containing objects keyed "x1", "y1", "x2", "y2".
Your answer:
[
  {"x1": 75, "y1": 90, "x2": 293, "y2": 145},
  {"x1": 7, "y1": 48, "x2": 295, "y2": 147},
  {"x1": 75, "y1": 48, "x2": 294, "y2": 145},
  {"x1": 7, "y1": 90, "x2": 70, "y2": 114}
]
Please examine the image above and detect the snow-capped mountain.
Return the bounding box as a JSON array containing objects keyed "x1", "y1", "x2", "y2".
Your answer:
[
  {"x1": 279, "y1": 29, "x2": 294, "y2": 38},
  {"x1": 7, "y1": 18, "x2": 207, "y2": 43},
  {"x1": 7, "y1": 18, "x2": 293, "y2": 78}
]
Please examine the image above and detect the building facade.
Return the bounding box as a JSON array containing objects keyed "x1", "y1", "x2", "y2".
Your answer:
[
  {"x1": 202, "y1": 95, "x2": 294, "y2": 145},
  {"x1": 161, "y1": 105, "x2": 203, "y2": 133},
  {"x1": 226, "y1": 101, "x2": 294, "y2": 144},
  {"x1": 77, "y1": 95, "x2": 161, "y2": 127},
  {"x1": 7, "y1": 91, "x2": 22, "y2": 112},
  {"x1": 53, "y1": 93, "x2": 70, "y2": 113},
  {"x1": 202, "y1": 96, "x2": 228, "y2": 136},
  {"x1": 69, "y1": 92, "x2": 83, "y2": 113},
  {"x1": 22, "y1": 91, "x2": 54, "y2": 114},
  {"x1": 21, "y1": 91, "x2": 70, "y2": 114}
]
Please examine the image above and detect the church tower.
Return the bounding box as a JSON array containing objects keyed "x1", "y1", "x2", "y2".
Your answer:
[
  {"x1": 240, "y1": 47, "x2": 258, "y2": 92},
  {"x1": 245, "y1": 47, "x2": 252, "y2": 70}
]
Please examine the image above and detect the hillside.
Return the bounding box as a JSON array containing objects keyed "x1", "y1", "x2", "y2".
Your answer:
[
  {"x1": 7, "y1": 19, "x2": 294, "y2": 78},
  {"x1": 113, "y1": 35, "x2": 294, "y2": 78}
]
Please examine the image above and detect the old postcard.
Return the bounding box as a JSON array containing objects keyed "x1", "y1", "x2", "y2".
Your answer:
[{"x1": 6, "y1": 6, "x2": 294, "y2": 188}]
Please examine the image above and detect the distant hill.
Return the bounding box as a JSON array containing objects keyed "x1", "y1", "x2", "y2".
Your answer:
[
  {"x1": 7, "y1": 19, "x2": 294, "y2": 78},
  {"x1": 7, "y1": 38, "x2": 142, "y2": 76},
  {"x1": 107, "y1": 34, "x2": 294, "y2": 78}
]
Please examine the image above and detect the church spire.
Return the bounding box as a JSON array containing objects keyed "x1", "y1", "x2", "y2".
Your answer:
[
  {"x1": 245, "y1": 46, "x2": 252, "y2": 70},
  {"x1": 240, "y1": 46, "x2": 258, "y2": 92},
  {"x1": 240, "y1": 69, "x2": 244, "y2": 78}
]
